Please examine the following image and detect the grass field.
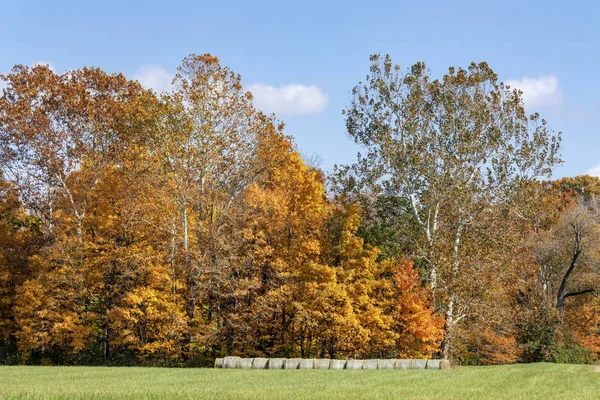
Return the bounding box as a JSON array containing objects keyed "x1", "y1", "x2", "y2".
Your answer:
[{"x1": 0, "y1": 363, "x2": 598, "y2": 399}]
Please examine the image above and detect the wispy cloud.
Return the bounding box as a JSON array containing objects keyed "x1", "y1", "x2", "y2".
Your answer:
[
  {"x1": 585, "y1": 164, "x2": 600, "y2": 178},
  {"x1": 133, "y1": 65, "x2": 173, "y2": 93},
  {"x1": 505, "y1": 75, "x2": 561, "y2": 108},
  {"x1": 248, "y1": 83, "x2": 329, "y2": 116}
]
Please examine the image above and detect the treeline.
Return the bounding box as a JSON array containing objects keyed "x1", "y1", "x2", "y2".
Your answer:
[{"x1": 0, "y1": 54, "x2": 598, "y2": 367}]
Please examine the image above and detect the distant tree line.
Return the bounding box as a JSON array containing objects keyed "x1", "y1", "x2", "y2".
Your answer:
[{"x1": 0, "y1": 54, "x2": 597, "y2": 366}]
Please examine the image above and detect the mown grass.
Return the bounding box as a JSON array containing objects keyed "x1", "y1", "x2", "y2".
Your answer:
[{"x1": 0, "y1": 362, "x2": 598, "y2": 399}]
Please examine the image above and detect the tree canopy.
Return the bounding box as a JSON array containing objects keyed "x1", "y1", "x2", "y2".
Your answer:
[{"x1": 0, "y1": 54, "x2": 597, "y2": 366}]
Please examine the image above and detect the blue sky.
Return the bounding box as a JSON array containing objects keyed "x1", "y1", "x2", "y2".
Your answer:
[{"x1": 1, "y1": 0, "x2": 599, "y2": 178}]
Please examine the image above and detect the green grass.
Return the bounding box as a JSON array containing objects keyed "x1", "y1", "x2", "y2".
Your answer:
[{"x1": 0, "y1": 363, "x2": 598, "y2": 399}]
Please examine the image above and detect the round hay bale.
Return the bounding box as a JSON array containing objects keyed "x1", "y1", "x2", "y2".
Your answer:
[
  {"x1": 314, "y1": 359, "x2": 332, "y2": 369},
  {"x1": 268, "y1": 358, "x2": 286, "y2": 369},
  {"x1": 426, "y1": 359, "x2": 441, "y2": 369},
  {"x1": 284, "y1": 358, "x2": 301, "y2": 369},
  {"x1": 440, "y1": 360, "x2": 451, "y2": 370},
  {"x1": 395, "y1": 359, "x2": 411, "y2": 369},
  {"x1": 238, "y1": 358, "x2": 254, "y2": 369},
  {"x1": 331, "y1": 360, "x2": 347, "y2": 370},
  {"x1": 298, "y1": 359, "x2": 315, "y2": 369},
  {"x1": 223, "y1": 356, "x2": 241, "y2": 369},
  {"x1": 363, "y1": 359, "x2": 378, "y2": 370},
  {"x1": 214, "y1": 358, "x2": 223, "y2": 368},
  {"x1": 411, "y1": 359, "x2": 427, "y2": 369},
  {"x1": 377, "y1": 359, "x2": 395, "y2": 369},
  {"x1": 252, "y1": 357, "x2": 269, "y2": 369},
  {"x1": 345, "y1": 360, "x2": 363, "y2": 370}
]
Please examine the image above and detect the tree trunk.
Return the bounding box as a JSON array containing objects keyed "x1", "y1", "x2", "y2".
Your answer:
[
  {"x1": 556, "y1": 249, "x2": 582, "y2": 312},
  {"x1": 182, "y1": 205, "x2": 198, "y2": 320},
  {"x1": 442, "y1": 296, "x2": 455, "y2": 360},
  {"x1": 103, "y1": 325, "x2": 110, "y2": 361},
  {"x1": 171, "y1": 212, "x2": 177, "y2": 304},
  {"x1": 440, "y1": 218, "x2": 466, "y2": 359}
]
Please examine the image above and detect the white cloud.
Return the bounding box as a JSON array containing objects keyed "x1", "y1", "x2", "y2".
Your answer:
[
  {"x1": 585, "y1": 164, "x2": 600, "y2": 178},
  {"x1": 505, "y1": 75, "x2": 561, "y2": 108},
  {"x1": 248, "y1": 83, "x2": 329, "y2": 116},
  {"x1": 133, "y1": 65, "x2": 173, "y2": 93}
]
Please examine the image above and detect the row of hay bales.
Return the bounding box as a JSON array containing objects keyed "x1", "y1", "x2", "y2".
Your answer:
[{"x1": 214, "y1": 357, "x2": 450, "y2": 370}]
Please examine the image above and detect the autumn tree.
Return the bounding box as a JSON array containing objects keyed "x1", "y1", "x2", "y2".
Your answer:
[
  {"x1": 1, "y1": 64, "x2": 155, "y2": 363},
  {"x1": 0, "y1": 65, "x2": 149, "y2": 236},
  {"x1": 143, "y1": 54, "x2": 288, "y2": 329},
  {"x1": 0, "y1": 176, "x2": 42, "y2": 363},
  {"x1": 211, "y1": 147, "x2": 331, "y2": 357},
  {"x1": 337, "y1": 54, "x2": 562, "y2": 358}
]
